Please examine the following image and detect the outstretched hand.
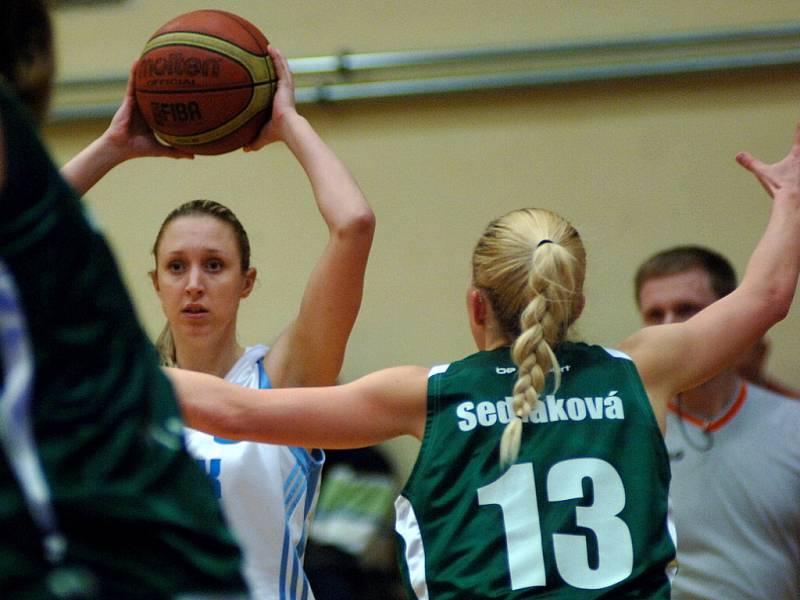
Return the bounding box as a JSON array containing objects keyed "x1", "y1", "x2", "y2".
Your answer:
[
  {"x1": 736, "y1": 122, "x2": 800, "y2": 198},
  {"x1": 102, "y1": 61, "x2": 194, "y2": 161},
  {"x1": 244, "y1": 45, "x2": 298, "y2": 152}
]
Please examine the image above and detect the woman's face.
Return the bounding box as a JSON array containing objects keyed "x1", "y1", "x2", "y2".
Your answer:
[{"x1": 151, "y1": 215, "x2": 255, "y2": 344}]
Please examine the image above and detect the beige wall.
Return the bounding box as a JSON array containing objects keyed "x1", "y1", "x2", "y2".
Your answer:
[{"x1": 44, "y1": 1, "x2": 800, "y2": 477}]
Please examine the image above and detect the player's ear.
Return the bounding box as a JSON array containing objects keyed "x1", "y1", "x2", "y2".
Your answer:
[
  {"x1": 241, "y1": 267, "x2": 256, "y2": 298},
  {"x1": 468, "y1": 288, "x2": 487, "y2": 325},
  {"x1": 149, "y1": 269, "x2": 159, "y2": 292},
  {"x1": 467, "y1": 285, "x2": 489, "y2": 350}
]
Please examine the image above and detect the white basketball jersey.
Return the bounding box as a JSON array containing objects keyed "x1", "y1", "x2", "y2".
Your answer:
[{"x1": 184, "y1": 345, "x2": 324, "y2": 599}]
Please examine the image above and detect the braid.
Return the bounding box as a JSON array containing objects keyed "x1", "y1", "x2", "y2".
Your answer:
[
  {"x1": 472, "y1": 209, "x2": 585, "y2": 469},
  {"x1": 501, "y1": 294, "x2": 554, "y2": 463},
  {"x1": 500, "y1": 244, "x2": 575, "y2": 466}
]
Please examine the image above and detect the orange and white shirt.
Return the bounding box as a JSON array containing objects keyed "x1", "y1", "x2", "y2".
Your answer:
[{"x1": 665, "y1": 381, "x2": 800, "y2": 600}]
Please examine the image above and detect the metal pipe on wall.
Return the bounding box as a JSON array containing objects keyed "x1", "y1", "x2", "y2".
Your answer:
[{"x1": 49, "y1": 21, "x2": 800, "y2": 123}]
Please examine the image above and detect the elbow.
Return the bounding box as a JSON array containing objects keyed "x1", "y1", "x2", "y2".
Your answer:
[
  {"x1": 213, "y1": 390, "x2": 265, "y2": 439},
  {"x1": 204, "y1": 405, "x2": 252, "y2": 441},
  {"x1": 738, "y1": 276, "x2": 796, "y2": 328},
  {"x1": 167, "y1": 368, "x2": 257, "y2": 441},
  {"x1": 192, "y1": 397, "x2": 253, "y2": 441},
  {"x1": 760, "y1": 285, "x2": 794, "y2": 325},
  {"x1": 352, "y1": 208, "x2": 377, "y2": 240},
  {"x1": 770, "y1": 292, "x2": 793, "y2": 323},
  {"x1": 335, "y1": 207, "x2": 376, "y2": 242}
]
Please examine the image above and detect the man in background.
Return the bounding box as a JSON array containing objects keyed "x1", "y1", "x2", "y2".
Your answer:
[{"x1": 634, "y1": 245, "x2": 800, "y2": 600}]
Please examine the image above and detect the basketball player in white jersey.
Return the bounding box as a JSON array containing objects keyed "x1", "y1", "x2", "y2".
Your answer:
[{"x1": 61, "y1": 44, "x2": 375, "y2": 599}]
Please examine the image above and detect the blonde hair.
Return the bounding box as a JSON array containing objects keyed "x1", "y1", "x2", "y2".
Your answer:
[
  {"x1": 472, "y1": 208, "x2": 585, "y2": 467},
  {"x1": 151, "y1": 200, "x2": 251, "y2": 367}
]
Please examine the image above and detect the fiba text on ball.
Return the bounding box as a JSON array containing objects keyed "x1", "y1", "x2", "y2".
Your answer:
[{"x1": 151, "y1": 102, "x2": 202, "y2": 126}]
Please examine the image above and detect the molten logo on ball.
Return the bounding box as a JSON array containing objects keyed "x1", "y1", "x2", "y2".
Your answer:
[{"x1": 138, "y1": 54, "x2": 222, "y2": 80}]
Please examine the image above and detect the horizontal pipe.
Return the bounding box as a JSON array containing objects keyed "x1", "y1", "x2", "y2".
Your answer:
[
  {"x1": 48, "y1": 22, "x2": 800, "y2": 123},
  {"x1": 295, "y1": 48, "x2": 800, "y2": 103}
]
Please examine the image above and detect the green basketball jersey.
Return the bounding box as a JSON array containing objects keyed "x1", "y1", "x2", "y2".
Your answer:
[
  {"x1": 0, "y1": 81, "x2": 245, "y2": 598},
  {"x1": 396, "y1": 343, "x2": 676, "y2": 599}
]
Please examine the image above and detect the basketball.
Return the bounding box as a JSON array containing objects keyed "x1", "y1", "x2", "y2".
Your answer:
[{"x1": 134, "y1": 10, "x2": 277, "y2": 155}]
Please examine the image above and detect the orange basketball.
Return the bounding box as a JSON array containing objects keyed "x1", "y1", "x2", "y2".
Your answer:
[{"x1": 134, "y1": 10, "x2": 276, "y2": 155}]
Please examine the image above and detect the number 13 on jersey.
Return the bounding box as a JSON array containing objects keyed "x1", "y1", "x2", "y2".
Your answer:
[{"x1": 477, "y1": 458, "x2": 633, "y2": 590}]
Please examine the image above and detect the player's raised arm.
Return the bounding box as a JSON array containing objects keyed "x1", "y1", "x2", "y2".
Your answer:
[
  {"x1": 60, "y1": 61, "x2": 193, "y2": 198},
  {"x1": 247, "y1": 45, "x2": 376, "y2": 388},
  {"x1": 622, "y1": 122, "x2": 800, "y2": 420}
]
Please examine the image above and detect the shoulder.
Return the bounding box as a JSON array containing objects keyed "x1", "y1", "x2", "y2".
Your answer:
[
  {"x1": 559, "y1": 341, "x2": 635, "y2": 365},
  {"x1": 742, "y1": 382, "x2": 800, "y2": 441},
  {"x1": 243, "y1": 344, "x2": 269, "y2": 361},
  {"x1": 355, "y1": 365, "x2": 430, "y2": 392},
  {"x1": 428, "y1": 362, "x2": 452, "y2": 377},
  {"x1": 746, "y1": 382, "x2": 800, "y2": 414},
  {"x1": 429, "y1": 348, "x2": 514, "y2": 379},
  {"x1": 731, "y1": 384, "x2": 800, "y2": 471}
]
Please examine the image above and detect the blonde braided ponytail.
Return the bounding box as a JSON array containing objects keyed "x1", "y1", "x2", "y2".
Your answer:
[{"x1": 472, "y1": 209, "x2": 585, "y2": 468}]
